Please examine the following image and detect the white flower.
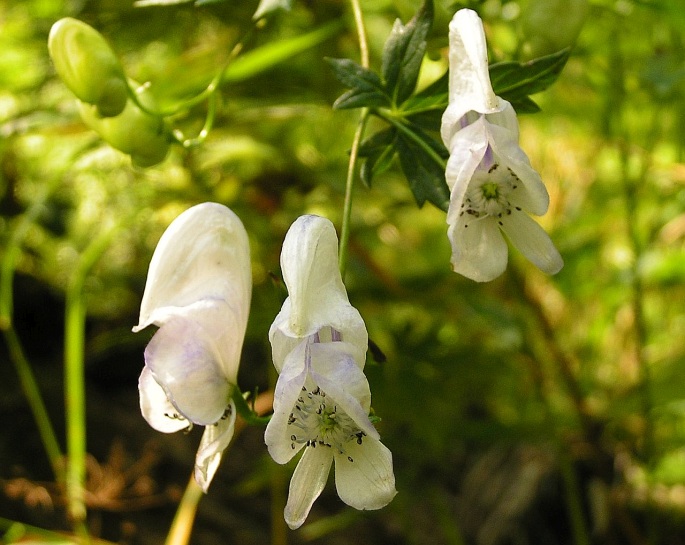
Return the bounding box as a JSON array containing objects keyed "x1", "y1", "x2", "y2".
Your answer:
[
  {"x1": 133, "y1": 202, "x2": 252, "y2": 491},
  {"x1": 265, "y1": 215, "x2": 396, "y2": 529},
  {"x1": 441, "y1": 9, "x2": 563, "y2": 282}
]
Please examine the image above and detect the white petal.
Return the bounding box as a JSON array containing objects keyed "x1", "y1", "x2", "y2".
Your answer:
[
  {"x1": 265, "y1": 340, "x2": 309, "y2": 464},
  {"x1": 448, "y1": 215, "x2": 508, "y2": 282},
  {"x1": 488, "y1": 123, "x2": 549, "y2": 215},
  {"x1": 144, "y1": 308, "x2": 232, "y2": 426},
  {"x1": 334, "y1": 438, "x2": 396, "y2": 511},
  {"x1": 138, "y1": 366, "x2": 189, "y2": 433},
  {"x1": 280, "y1": 215, "x2": 346, "y2": 337},
  {"x1": 268, "y1": 300, "x2": 305, "y2": 374},
  {"x1": 194, "y1": 404, "x2": 237, "y2": 492},
  {"x1": 444, "y1": 119, "x2": 489, "y2": 232},
  {"x1": 134, "y1": 202, "x2": 251, "y2": 335},
  {"x1": 500, "y1": 211, "x2": 564, "y2": 275},
  {"x1": 440, "y1": 8, "x2": 506, "y2": 145},
  {"x1": 273, "y1": 215, "x2": 368, "y2": 367},
  {"x1": 309, "y1": 342, "x2": 379, "y2": 441},
  {"x1": 284, "y1": 446, "x2": 333, "y2": 530}
]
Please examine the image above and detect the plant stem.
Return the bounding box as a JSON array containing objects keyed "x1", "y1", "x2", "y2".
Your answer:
[
  {"x1": 164, "y1": 475, "x2": 205, "y2": 545},
  {"x1": 0, "y1": 180, "x2": 64, "y2": 480},
  {"x1": 338, "y1": 0, "x2": 371, "y2": 278},
  {"x1": 64, "y1": 223, "x2": 119, "y2": 525},
  {"x1": 2, "y1": 327, "x2": 64, "y2": 478},
  {"x1": 338, "y1": 109, "x2": 369, "y2": 278}
]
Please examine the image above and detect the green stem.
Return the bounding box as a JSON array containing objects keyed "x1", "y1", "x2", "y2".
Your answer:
[
  {"x1": 0, "y1": 180, "x2": 64, "y2": 480},
  {"x1": 2, "y1": 327, "x2": 64, "y2": 478},
  {"x1": 164, "y1": 475, "x2": 205, "y2": 545},
  {"x1": 338, "y1": 0, "x2": 371, "y2": 278},
  {"x1": 64, "y1": 223, "x2": 120, "y2": 525},
  {"x1": 231, "y1": 387, "x2": 272, "y2": 426},
  {"x1": 338, "y1": 109, "x2": 370, "y2": 278}
]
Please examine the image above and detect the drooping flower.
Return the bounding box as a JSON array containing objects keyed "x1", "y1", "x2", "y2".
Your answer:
[
  {"x1": 265, "y1": 215, "x2": 396, "y2": 529},
  {"x1": 441, "y1": 9, "x2": 563, "y2": 282},
  {"x1": 133, "y1": 202, "x2": 251, "y2": 491}
]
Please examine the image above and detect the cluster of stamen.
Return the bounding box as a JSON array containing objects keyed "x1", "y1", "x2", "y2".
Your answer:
[
  {"x1": 460, "y1": 163, "x2": 523, "y2": 228},
  {"x1": 287, "y1": 385, "x2": 365, "y2": 462},
  {"x1": 163, "y1": 402, "x2": 233, "y2": 433}
]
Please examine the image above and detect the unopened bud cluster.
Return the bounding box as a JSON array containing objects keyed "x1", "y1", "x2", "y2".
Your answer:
[{"x1": 49, "y1": 18, "x2": 169, "y2": 167}]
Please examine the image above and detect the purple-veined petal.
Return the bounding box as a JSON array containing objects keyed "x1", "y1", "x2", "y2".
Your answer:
[
  {"x1": 144, "y1": 306, "x2": 233, "y2": 426},
  {"x1": 308, "y1": 342, "x2": 379, "y2": 441},
  {"x1": 194, "y1": 402, "x2": 237, "y2": 492},
  {"x1": 500, "y1": 211, "x2": 564, "y2": 275},
  {"x1": 448, "y1": 215, "x2": 508, "y2": 282},
  {"x1": 138, "y1": 366, "x2": 189, "y2": 433},
  {"x1": 334, "y1": 438, "x2": 396, "y2": 511},
  {"x1": 284, "y1": 446, "x2": 333, "y2": 530},
  {"x1": 265, "y1": 339, "x2": 309, "y2": 464},
  {"x1": 134, "y1": 202, "x2": 251, "y2": 335}
]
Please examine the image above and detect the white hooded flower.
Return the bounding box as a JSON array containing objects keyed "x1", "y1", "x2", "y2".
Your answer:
[
  {"x1": 265, "y1": 215, "x2": 396, "y2": 529},
  {"x1": 441, "y1": 9, "x2": 563, "y2": 282},
  {"x1": 133, "y1": 202, "x2": 251, "y2": 491}
]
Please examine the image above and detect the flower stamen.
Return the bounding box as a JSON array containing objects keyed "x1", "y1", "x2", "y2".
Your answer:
[{"x1": 287, "y1": 385, "x2": 362, "y2": 460}]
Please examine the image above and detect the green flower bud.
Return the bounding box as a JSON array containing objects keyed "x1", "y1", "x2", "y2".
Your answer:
[
  {"x1": 48, "y1": 17, "x2": 128, "y2": 117},
  {"x1": 79, "y1": 83, "x2": 170, "y2": 167}
]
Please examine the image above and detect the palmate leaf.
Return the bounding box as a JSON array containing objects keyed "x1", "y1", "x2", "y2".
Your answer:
[
  {"x1": 489, "y1": 47, "x2": 572, "y2": 112},
  {"x1": 326, "y1": 58, "x2": 390, "y2": 109},
  {"x1": 359, "y1": 121, "x2": 449, "y2": 210},
  {"x1": 394, "y1": 124, "x2": 449, "y2": 211},
  {"x1": 381, "y1": 0, "x2": 434, "y2": 106},
  {"x1": 400, "y1": 47, "x2": 571, "y2": 120},
  {"x1": 358, "y1": 128, "x2": 397, "y2": 186}
]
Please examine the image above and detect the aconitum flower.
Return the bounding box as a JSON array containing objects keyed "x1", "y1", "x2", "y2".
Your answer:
[
  {"x1": 265, "y1": 215, "x2": 396, "y2": 529},
  {"x1": 133, "y1": 202, "x2": 251, "y2": 491},
  {"x1": 441, "y1": 9, "x2": 563, "y2": 282}
]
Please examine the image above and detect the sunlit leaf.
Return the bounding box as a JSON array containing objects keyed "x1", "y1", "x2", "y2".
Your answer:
[{"x1": 222, "y1": 22, "x2": 343, "y2": 83}]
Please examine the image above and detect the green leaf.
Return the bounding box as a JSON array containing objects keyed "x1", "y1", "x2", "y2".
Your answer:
[
  {"x1": 490, "y1": 48, "x2": 571, "y2": 104},
  {"x1": 381, "y1": 0, "x2": 434, "y2": 106},
  {"x1": 393, "y1": 123, "x2": 449, "y2": 210},
  {"x1": 222, "y1": 22, "x2": 342, "y2": 83},
  {"x1": 327, "y1": 58, "x2": 390, "y2": 109},
  {"x1": 358, "y1": 128, "x2": 398, "y2": 186},
  {"x1": 509, "y1": 95, "x2": 541, "y2": 114}
]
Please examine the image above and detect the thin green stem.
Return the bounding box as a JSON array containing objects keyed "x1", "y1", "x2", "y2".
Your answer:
[
  {"x1": 64, "y1": 223, "x2": 120, "y2": 525},
  {"x1": 231, "y1": 387, "x2": 272, "y2": 426},
  {"x1": 350, "y1": 0, "x2": 370, "y2": 69},
  {"x1": 164, "y1": 475, "x2": 205, "y2": 545},
  {"x1": 338, "y1": 0, "x2": 371, "y2": 278},
  {"x1": 0, "y1": 179, "x2": 64, "y2": 480},
  {"x1": 338, "y1": 109, "x2": 370, "y2": 278},
  {"x1": 2, "y1": 327, "x2": 64, "y2": 478}
]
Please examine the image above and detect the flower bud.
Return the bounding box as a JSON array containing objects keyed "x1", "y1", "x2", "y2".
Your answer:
[
  {"x1": 48, "y1": 17, "x2": 128, "y2": 117},
  {"x1": 79, "y1": 82, "x2": 170, "y2": 167}
]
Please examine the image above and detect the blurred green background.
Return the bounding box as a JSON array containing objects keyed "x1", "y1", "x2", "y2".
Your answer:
[{"x1": 2, "y1": 0, "x2": 685, "y2": 543}]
